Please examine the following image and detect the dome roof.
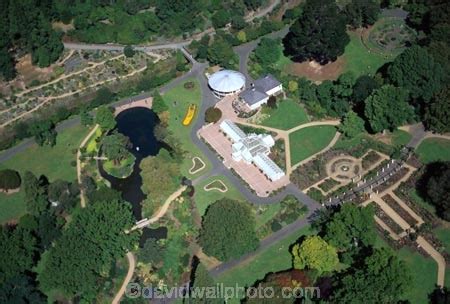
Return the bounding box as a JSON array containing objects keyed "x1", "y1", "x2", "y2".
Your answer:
[{"x1": 208, "y1": 70, "x2": 246, "y2": 93}]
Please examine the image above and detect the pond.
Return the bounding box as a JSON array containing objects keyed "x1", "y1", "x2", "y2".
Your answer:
[
  {"x1": 99, "y1": 107, "x2": 162, "y2": 220},
  {"x1": 139, "y1": 226, "x2": 168, "y2": 247}
]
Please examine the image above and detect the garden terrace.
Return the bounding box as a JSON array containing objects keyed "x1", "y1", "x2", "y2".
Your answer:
[
  {"x1": 362, "y1": 150, "x2": 382, "y2": 170},
  {"x1": 373, "y1": 204, "x2": 404, "y2": 235},
  {"x1": 382, "y1": 194, "x2": 419, "y2": 227},
  {"x1": 256, "y1": 195, "x2": 308, "y2": 239},
  {"x1": 0, "y1": 50, "x2": 169, "y2": 127},
  {"x1": 372, "y1": 167, "x2": 410, "y2": 194},
  {"x1": 317, "y1": 178, "x2": 340, "y2": 193}
]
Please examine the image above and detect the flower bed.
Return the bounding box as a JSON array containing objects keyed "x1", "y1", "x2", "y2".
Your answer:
[
  {"x1": 362, "y1": 150, "x2": 382, "y2": 170},
  {"x1": 318, "y1": 178, "x2": 340, "y2": 193},
  {"x1": 382, "y1": 194, "x2": 418, "y2": 227},
  {"x1": 374, "y1": 204, "x2": 404, "y2": 235}
]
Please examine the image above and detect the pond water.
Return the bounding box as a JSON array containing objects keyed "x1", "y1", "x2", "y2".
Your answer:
[
  {"x1": 139, "y1": 226, "x2": 168, "y2": 247},
  {"x1": 99, "y1": 107, "x2": 162, "y2": 220}
]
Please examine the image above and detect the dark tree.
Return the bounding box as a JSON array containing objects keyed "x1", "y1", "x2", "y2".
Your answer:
[
  {"x1": 387, "y1": 46, "x2": 445, "y2": 103},
  {"x1": 364, "y1": 85, "x2": 414, "y2": 133},
  {"x1": 123, "y1": 45, "x2": 135, "y2": 58},
  {"x1": 424, "y1": 86, "x2": 450, "y2": 134},
  {"x1": 188, "y1": 263, "x2": 223, "y2": 304},
  {"x1": 429, "y1": 286, "x2": 450, "y2": 304},
  {"x1": 29, "y1": 120, "x2": 57, "y2": 147},
  {"x1": 345, "y1": 0, "x2": 380, "y2": 28},
  {"x1": 283, "y1": 0, "x2": 349, "y2": 64},
  {"x1": 244, "y1": 0, "x2": 263, "y2": 10},
  {"x1": 0, "y1": 48, "x2": 16, "y2": 81},
  {"x1": 23, "y1": 171, "x2": 48, "y2": 216},
  {"x1": 0, "y1": 273, "x2": 47, "y2": 304},
  {"x1": 267, "y1": 95, "x2": 277, "y2": 109},
  {"x1": 352, "y1": 75, "x2": 381, "y2": 105},
  {"x1": 199, "y1": 199, "x2": 259, "y2": 261},
  {"x1": 0, "y1": 169, "x2": 21, "y2": 191},
  {"x1": 423, "y1": 162, "x2": 450, "y2": 221},
  {"x1": 139, "y1": 238, "x2": 165, "y2": 265},
  {"x1": 331, "y1": 248, "x2": 411, "y2": 303},
  {"x1": 204, "y1": 107, "x2": 222, "y2": 123}
]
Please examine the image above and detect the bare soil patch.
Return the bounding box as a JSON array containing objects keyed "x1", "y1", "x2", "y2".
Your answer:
[{"x1": 284, "y1": 56, "x2": 346, "y2": 82}]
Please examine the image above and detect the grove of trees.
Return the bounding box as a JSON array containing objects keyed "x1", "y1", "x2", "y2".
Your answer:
[
  {"x1": 283, "y1": 0, "x2": 350, "y2": 64},
  {"x1": 199, "y1": 199, "x2": 259, "y2": 261}
]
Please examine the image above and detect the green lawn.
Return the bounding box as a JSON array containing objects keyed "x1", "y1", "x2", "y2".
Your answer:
[
  {"x1": 434, "y1": 227, "x2": 450, "y2": 255},
  {"x1": 391, "y1": 129, "x2": 412, "y2": 147},
  {"x1": 416, "y1": 138, "x2": 450, "y2": 164},
  {"x1": 163, "y1": 78, "x2": 212, "y2": 177},
  {"x1": 0, "y1": 124, "x2": 88, "y2": 182},
  {"x1": 254, "y1": 204, "x2": 281, "y2": 229},
  {"x1": 289, "y1": 125, "x2": 337, "y2": 165},
  {"x1": 375, "y1": 236, "x2": 439, "y2": 303},
  {"x1": 398, "y1": 247, "x2": 438, "y2": 304},
  {"x1": 343, "y1": 31, "x2": 394, "y2": 77},
  {"x1": 193, "y1": 175, "x2": 244, "y2": 216},
  {"x1": 216, "y1": 225, "x2": 315, "y2": 303},
  {"x1": 0, "y1": 190, "x2": 26, "y2": 224},
  {"x1": 260, "y1": 99, "x2": 309, "y2": 130}
]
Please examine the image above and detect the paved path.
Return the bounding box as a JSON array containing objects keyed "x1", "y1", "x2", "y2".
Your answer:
[
  {"x1": 112, "y1": 252, "x2": 136, "y2": 304},
  {"x1": 77, "y1": 124, "x2": 99, "y2": 208}
]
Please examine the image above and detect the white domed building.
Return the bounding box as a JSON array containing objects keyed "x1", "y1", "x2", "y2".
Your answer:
[{"x1": 208, "y1": 70, "x2": 246, "y2": 98}]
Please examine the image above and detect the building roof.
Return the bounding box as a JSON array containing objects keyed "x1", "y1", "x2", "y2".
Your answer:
[
  {"x1": 208, "y1": 70, "x2": 246, "y2": 93},
  {"x1": 253, "y1": 154, "x2": 285, "y2": 181},
  {"x1": 254, "y1": 74, "x2": 281, "y2": 93},
  {"x1": 219, "y1": 120, "x2": 246, "y2": 142},
  {"x1": 239, "y1": 88, "x2": 268, "y2": 106}
]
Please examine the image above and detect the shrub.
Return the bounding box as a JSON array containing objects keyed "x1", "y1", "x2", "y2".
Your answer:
[
  {"x1": 0, "y1": 169, "x2": 21, "y2": 191},
  {"x1": 204, "y1": 107, "x2": 222, "y2": 123}
]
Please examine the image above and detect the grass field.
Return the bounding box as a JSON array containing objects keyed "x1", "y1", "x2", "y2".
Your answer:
[
  {"x1": 374, "y1": 236, "x2": 439, "y2": 303},
  {"x1": 0, "y1": 190, "x2": 26, "y2": 224},
  {"x1": 216, "y1": 225, "x2": 315, "y2": 303},
  {"x1": 398, "y1": 247, "x2": 438, "y2": 303},
  {"x1": 289, "y1": 125, "x2": 337, "y2": 164},
  {"x1": 163, "y1": 78, "x2": 212, "y2": 177},
  {"x1": 416, "y1": 138, "x2": 450, "y2": 164},
  {"x1": 193, "y1": 175, "x2": 244, "y2": 216},
  {"x1": 0, "y1": 124, "x2": 88, "y2": 182},
  {"x1": 342, "y1": 31, "x2": 394, "y2": 77},
  {"x1": 260, "y1": 99, "x2": 309, "y2": 130},
  {"x1": 391, "y1": 129, "x2": 412, "y2": 147}
]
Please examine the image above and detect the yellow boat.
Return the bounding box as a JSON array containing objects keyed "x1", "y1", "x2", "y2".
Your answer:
[{"x1": 182, "y1": 104, "x2": 197, "y2": 126}]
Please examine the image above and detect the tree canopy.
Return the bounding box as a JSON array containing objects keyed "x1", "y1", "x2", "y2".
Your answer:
[
  {"x1": 422, "y1": 162, "x2": 450, "y2": 221},
  {"x1": 331, "y1": 248, "x2": 411, "y2": 303},
  {"x1": 387, "y1": 46, "x2": 444, "y2": 103},
  {"x1": 292, "y1": 235, "x2": 339, "y2": 274},
  {"x1": 101, "y1": 132, "x2": 132, "y2": 164},
  {"x1": 140, "y1": 148, "x2": 181, "y2": 204},
  {"x1": 323, "y1": 204, "x2": 376, "y2": 251},
  {"x1": 0, "y1": 169, "x2": 21, "y2": 191},
  {"x1": 95, "y1": 106, "x2": 116, "y2": 131},
  {"x1": 283, "y1": 0, "x2": 349, "y2": 64},
  {"x1": 424, "y1": 86, "x2": 450, "y2": 133},
  {"x1": 254, "y1": 37, "x2": 282, "y2": 68},
  {"x1": 344, "y1": 0, "x2": 380, "y2": 28},
  {"x1": 199, "y1": 199, "x2": 259, "y2": 261},
  {"x1": 364, "y1": 85, "x2": 414, "y2": 133},
  {"x1": 38, "y1": 199, "x2": 137, "y2": 300},
  {"x1": 338, "y1": 111, "x2": 366, "y2": 138}
]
